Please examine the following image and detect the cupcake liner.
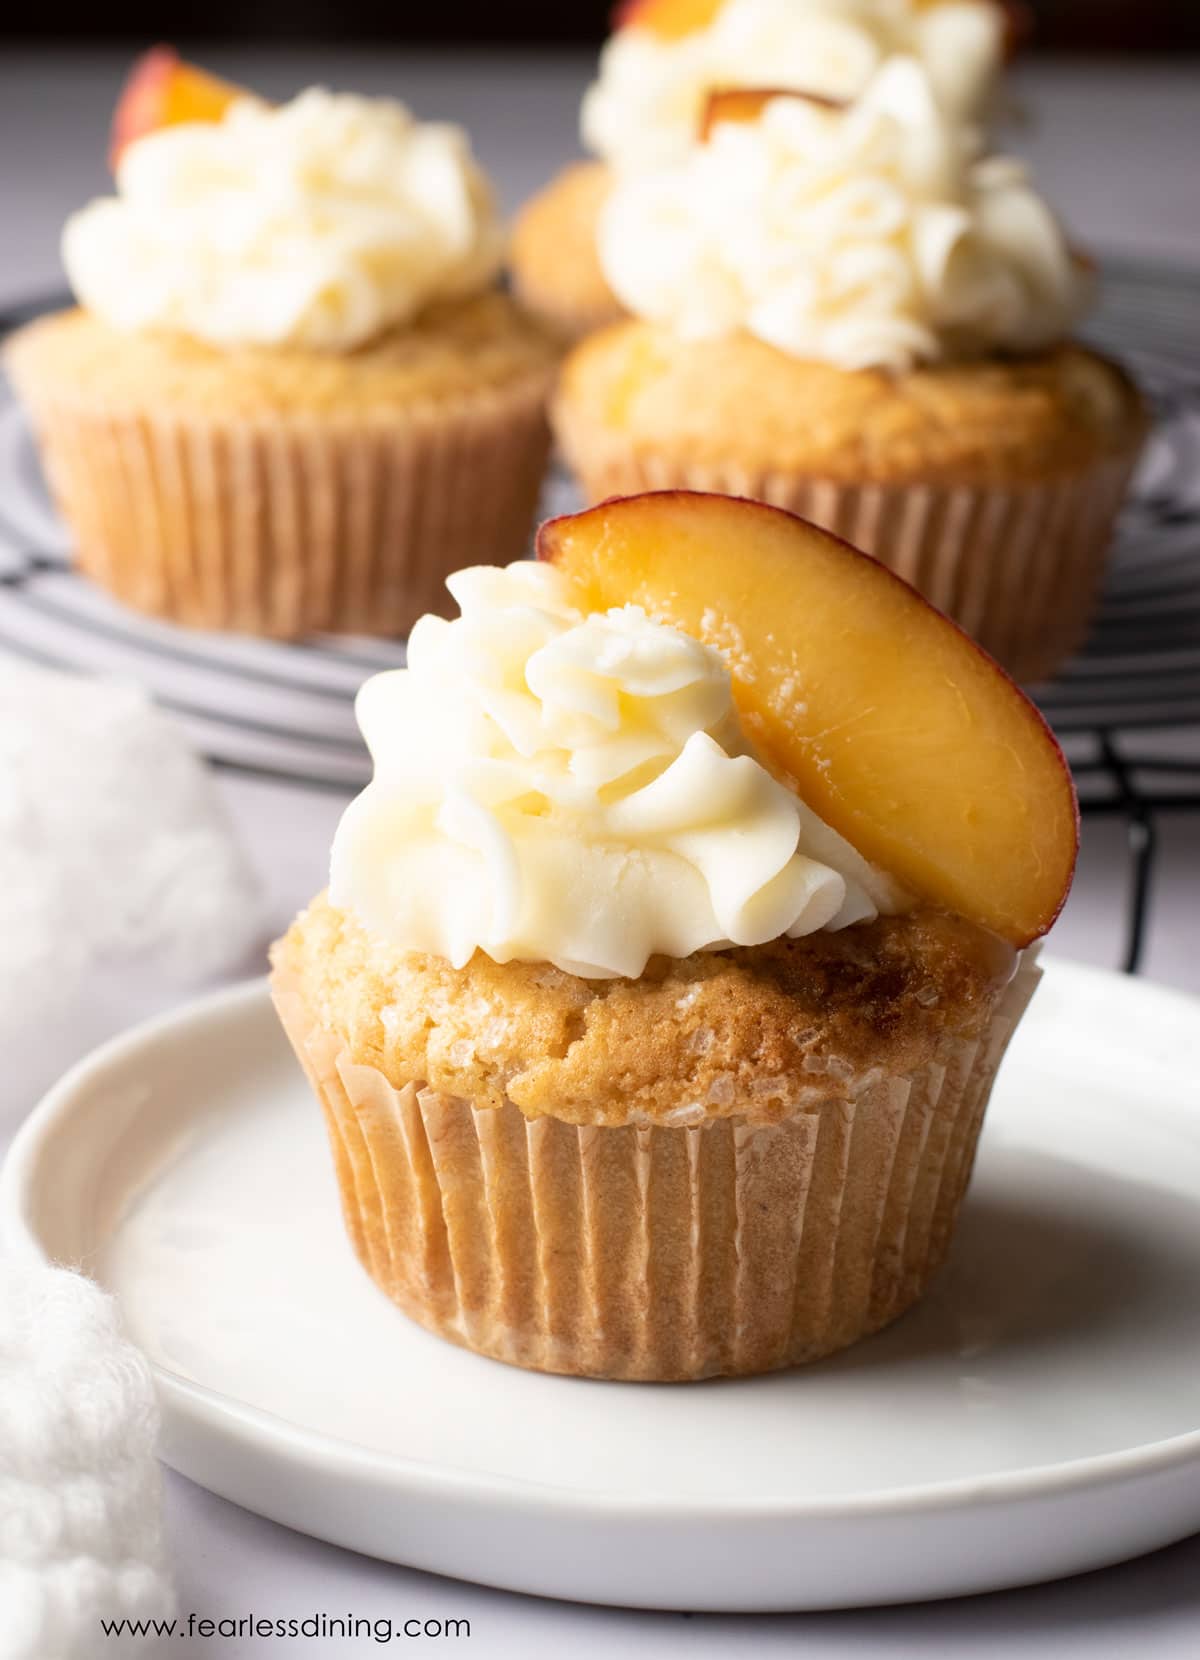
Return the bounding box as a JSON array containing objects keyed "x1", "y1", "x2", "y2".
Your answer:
[
  {"x1": 553, "y1": 406, "x2": 1143, "y2": 682},
  {"x1": 272, "y1": 951, "x2": 1041, "y2": 1382},
  {"x1": 14, "y1": 375, "x2": 552, "y2": 638}
]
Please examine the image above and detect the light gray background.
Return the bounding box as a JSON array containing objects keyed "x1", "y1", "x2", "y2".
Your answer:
[{"x1": 2, "y1": 46, "x2": 1199, "y2": 1657}]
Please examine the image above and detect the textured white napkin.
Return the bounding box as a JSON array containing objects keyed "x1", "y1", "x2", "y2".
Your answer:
[
  {"x1": 0, "y1": 663, "x2": 270, "y2": 1656},
  {"x1": 0, "y1": 662, "x2": 267, "y2": 1111},
  {"x1": 0, "y1": 1262, "x2": 174, "y2": 1659}
]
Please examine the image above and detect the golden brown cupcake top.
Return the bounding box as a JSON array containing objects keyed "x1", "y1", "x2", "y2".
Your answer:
[
  {"x1": 509, "y1": 162, "x2": 624, "y2": 344},
  {"x1": 5, "y1": 297, "x2": 558, "y2": 420},
  {"x1": 556, "y1": 321, "x2": 1147, "y2": 485},
  {"x1": 273, "y1": 892, "x2": 1016, "y2": 1127}
]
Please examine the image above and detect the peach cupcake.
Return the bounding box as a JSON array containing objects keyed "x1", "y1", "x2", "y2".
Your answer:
[
  {"x1": 511, "y1": 0, "x2": 1009, "y2": 341},
  {"x1": 270, "y1": 490, "x2": 1076, "y2": 1381},
  {"x1": 553, "y1": 65, "x2": 1148, "y2": 682},
  {"x1": 6, "y1": 52, "x2": 558, "y2": 638}
]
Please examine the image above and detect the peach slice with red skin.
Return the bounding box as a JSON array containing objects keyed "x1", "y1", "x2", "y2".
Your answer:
[
  {"x1": 700, "y1": 86, "x2": 846, "y2": 140},
  {"x1": 109, "y1": 46, "x2": 248, "y2": 170},
  {"x1": 611, "y1": 0, "x2": 725, "y2": 41},
  {"x1": 538, "y1": 492, "x2": 1078, "y2": 947}
]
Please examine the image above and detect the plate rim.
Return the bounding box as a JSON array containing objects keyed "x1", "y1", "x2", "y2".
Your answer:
[{"x1": 4, "y1": 959, "x2": 1200, "y2": 1529}]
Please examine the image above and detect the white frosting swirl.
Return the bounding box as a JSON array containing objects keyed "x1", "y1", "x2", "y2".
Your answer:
[
  {"x1": 63, "y1": 89, "x2": 504, "y2": 351},
  {"x1": 599, "y1": 59, "x2": 1088, "y2": 371},
  {"x1": 329, "y1": 562, "x2": 898, "y2": 979},
  {"x1": 582, "y1": 0, "x2": 1004, "y2": 170}
]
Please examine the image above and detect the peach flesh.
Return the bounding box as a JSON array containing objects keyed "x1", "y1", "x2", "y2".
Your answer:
[
  {"x1": 700, "y1": 86, "x2": 846, "y2": 139},
  {"x1": 538, "y1": 491, "x2": 1078, "y2": 946},
  {"x1": 109, "y1": 46, "x2": 246, "y2": 170},
  {"x1": 611, "y1": 0, "x2": 725, "y2": 41}
]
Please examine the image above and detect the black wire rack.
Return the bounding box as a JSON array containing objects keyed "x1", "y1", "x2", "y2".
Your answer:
[{"x1": 2, "y1": 260, "x2": 1199, "y2": 975}]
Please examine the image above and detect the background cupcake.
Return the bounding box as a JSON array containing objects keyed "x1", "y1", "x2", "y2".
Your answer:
[
  {"x1": 271, "y1": 491, "x2": 1078, "y2": 1381},
  {"x1": 511, "y1": 0, "x2": 1008, "y2": 341},
  {"x1": 553, "y1": 62, "x2": 1147, "y2": 682},
  {"x1": 6, "y1": 55, "x2": 558, "y2": 638}
]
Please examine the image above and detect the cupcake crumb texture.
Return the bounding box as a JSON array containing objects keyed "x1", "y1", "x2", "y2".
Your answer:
[{"x1": 273, "y1": 893, "x2": 1016, "y2": 1127}]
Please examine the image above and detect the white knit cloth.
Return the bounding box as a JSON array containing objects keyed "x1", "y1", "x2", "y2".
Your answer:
[
  {"x1": 0, "y1": 1262, "x2": 173, "y2": 1658},
  {"x1": 0, "y1": 661, "x2": 266, "y2": 1112},
  {"x1": 0, "y1": 664, "x2": 270, "y2": 1656}
]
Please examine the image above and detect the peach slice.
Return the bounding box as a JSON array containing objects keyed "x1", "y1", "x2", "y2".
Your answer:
[
  {"x1": 538, "y1": 492, "x2": 1078, "y2": 945},
  {"x1": 109, "y1": 46, "x2": 248, "y2": 170},
  {"x1": 700, "y1": 86, "x2": 845, "y2": 139},
  {"x1": 611, "y1": 0, "x2": 725, "y2": 41}
]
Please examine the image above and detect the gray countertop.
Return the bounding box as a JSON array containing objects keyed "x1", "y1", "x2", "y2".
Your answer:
[{"x1": 2, "y1": 45, "x2": 1200, "y2": 1659}]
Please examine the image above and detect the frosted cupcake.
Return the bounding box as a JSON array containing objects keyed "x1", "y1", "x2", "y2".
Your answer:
[
  {"x1": 271, "y1": 490, "x2": 1077, "y2": 1381},
  {"x1": 6, "y1": 55, "x2": 557, "y2": 638},
  {"x1": 511, "y1": 0, "x2": 1008, "y2": 341},
  {"x1": 553, "y1": 62, "x2": 1147, "y2": 682}
]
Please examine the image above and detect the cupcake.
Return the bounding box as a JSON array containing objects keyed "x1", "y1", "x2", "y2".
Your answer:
[
  {"x1": 552, "y1": 64, "x2": 1148, "y2": 683},
  {"x1": 270, "y1": 489, "x2": 1077, "y2": 1381},
  {"x1": 6, "y1": 52, "x2": 558, "y2": 638},
  {"x1": 510, "y1": 0, "x2": 1008, "y2": 341}
]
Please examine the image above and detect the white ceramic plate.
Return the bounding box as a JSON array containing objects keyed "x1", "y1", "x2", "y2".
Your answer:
[{"x1": 4, "y1": 960, "x2": 1200, "y2": 1612}]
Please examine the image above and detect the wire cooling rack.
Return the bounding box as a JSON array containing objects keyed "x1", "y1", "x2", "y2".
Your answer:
[{"x1": 2, "y1": 258, "x2": 1198, "y2": 973}]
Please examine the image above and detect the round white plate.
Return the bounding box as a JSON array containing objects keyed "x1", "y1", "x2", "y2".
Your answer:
[{"x1": 4, "y1": 960, "x2": 1200, "y2": 1612}]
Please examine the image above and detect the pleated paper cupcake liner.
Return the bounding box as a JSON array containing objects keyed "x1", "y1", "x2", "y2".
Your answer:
[
  {"x1": 553, "y1": 402, "x2": 1143, "y2": 684},
  {"x1": 13, "y1": 373, "x2": 553, "y2": 638},
  {"x1": 272, "y1": 952, "x2": 1041, "y2": 1382}
]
